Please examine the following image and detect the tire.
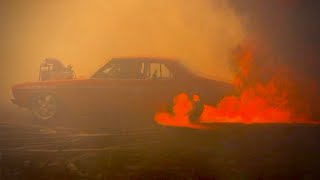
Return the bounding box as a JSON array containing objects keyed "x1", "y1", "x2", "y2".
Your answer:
[
  {"x1": 168, "y1": 93, "x2": 204, "y2": 123},
  {"x1": 30, "y1": 93, "x2": 59, "y2": 121},
  {"x1": 188, "y1": 100, "x2": 204, "y2": 122}
]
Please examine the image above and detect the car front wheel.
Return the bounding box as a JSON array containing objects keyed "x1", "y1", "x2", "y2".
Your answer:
[{"x1": 31, "y1": 93, "x2": 58, "y2": 121}]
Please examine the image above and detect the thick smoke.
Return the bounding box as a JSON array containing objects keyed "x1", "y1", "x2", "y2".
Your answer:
[
  {"x1": 1, "y1": 1, "x2": 319, "y2": 117},
  {"x1": 230, "y1": 0, "x2": 320, "y2": 79},
  {"x1": 228, "y1": 1, "x2": 320, "y2": 118},
  {"x1": 0, "y1": 0, "x2": 245, "y2": 106}
]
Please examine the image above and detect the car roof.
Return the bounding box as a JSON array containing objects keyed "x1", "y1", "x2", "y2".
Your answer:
[{"x1": 111, "y1": 57, "x2": 180, "y2": 64}]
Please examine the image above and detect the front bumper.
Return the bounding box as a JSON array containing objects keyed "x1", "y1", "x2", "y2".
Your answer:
[{"x1": 11, "y1": 99, "x2": 18, "y2": 105}]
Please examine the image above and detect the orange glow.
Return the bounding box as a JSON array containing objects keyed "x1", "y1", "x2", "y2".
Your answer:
[
  {"x1": 155, "y1": 93, "x2": 210, "y2": 130},
  {"x1": 155, "y1": 43, "x2": 319, "y2": 129}
]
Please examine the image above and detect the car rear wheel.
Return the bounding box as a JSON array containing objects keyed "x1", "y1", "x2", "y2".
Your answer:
[
  {"x1": 168, "y1": 93, "x2": 204, "y2": 122},
  {"x1": 31, "y1": 93, "x2": 58, "y2": 121}
]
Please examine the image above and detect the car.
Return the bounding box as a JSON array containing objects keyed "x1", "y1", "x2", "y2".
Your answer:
[{"x1": 11, "y1": 57, "x2": 234, "y2": 126}]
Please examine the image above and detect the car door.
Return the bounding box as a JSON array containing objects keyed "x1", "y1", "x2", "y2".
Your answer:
[
  {"x1": 132, "y1": 61, "x2": 178, "y2": 114},
  {"x1": 92, "y1": 60, "x2": 142, "y2": 115}
]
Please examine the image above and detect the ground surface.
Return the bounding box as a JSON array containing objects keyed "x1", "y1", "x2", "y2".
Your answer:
[{"x1": 1, "y1": 106, "x2": 320, "y2": 179}]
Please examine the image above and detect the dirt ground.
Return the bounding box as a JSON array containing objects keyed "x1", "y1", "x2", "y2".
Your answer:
[{"x1": 1, "y1": 106, "x2": 320, "y2": 179}]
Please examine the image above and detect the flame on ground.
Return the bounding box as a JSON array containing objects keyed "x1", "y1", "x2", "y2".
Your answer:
[{"x1": 154, "y1": 43, "x2": 319, "y2": 129}]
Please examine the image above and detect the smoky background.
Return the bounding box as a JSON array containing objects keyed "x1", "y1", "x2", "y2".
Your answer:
[
  {"x1": 0, "y1": 0, "x2": 319, "y2": 113},
  {"x1": 0, "y1": 0, "x2": 246, "y2": 107}
]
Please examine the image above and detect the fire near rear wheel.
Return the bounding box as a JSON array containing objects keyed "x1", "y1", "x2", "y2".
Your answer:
[{"x1": 168, "y1": 93, "x2": 204, "y2": 122}]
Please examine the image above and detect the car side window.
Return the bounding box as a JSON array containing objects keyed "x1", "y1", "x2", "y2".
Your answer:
[
  {"x1": 136, "y1": 62, "x2": 146, "y2": 79},
  {"x1": 101, "y1": 62, "x2": 139, "y2": 79},
  {"x1": 146, "y1": 63, "x2": 173, "y2": 79}
]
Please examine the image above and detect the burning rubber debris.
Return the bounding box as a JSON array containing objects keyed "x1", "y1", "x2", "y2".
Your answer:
[{"x1": 155, "y1": 43, "x2": 320, "y2": 129}]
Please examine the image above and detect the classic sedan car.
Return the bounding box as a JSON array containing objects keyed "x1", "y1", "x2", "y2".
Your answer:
[{"x1": 11, "y1": 57, "x2": 234, "y2": 125}]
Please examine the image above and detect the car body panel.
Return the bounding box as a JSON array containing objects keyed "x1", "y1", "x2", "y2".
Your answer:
[{"x1": 11, "y1": 57, "x2": 234, "y2": 120}]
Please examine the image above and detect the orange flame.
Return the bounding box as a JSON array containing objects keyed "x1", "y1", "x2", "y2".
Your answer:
[{"x1": 155, "y1": 43, "x2": 319, "y2": 129}]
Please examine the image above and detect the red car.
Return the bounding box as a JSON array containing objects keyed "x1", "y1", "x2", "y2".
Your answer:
[{"x1": 11, "y1": 57, "x2": 233, "y2": 124}]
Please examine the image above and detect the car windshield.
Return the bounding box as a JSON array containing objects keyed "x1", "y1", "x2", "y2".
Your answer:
[{"x1": 93, "y1": 60, "x2": 139, "y2": 79}]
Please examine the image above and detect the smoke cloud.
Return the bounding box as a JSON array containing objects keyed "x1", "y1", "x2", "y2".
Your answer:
[
  {"x1": 1, "y1": 1, "x2": 319, "y2": 117},
  {"x1": 0, "y1": 0, "x2": 246, "y2": 105}
]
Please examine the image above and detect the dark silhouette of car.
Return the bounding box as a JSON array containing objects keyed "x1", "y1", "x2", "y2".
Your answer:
[{"x1": 11, "y1": 57, "x2": 233, "y2": 125}]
